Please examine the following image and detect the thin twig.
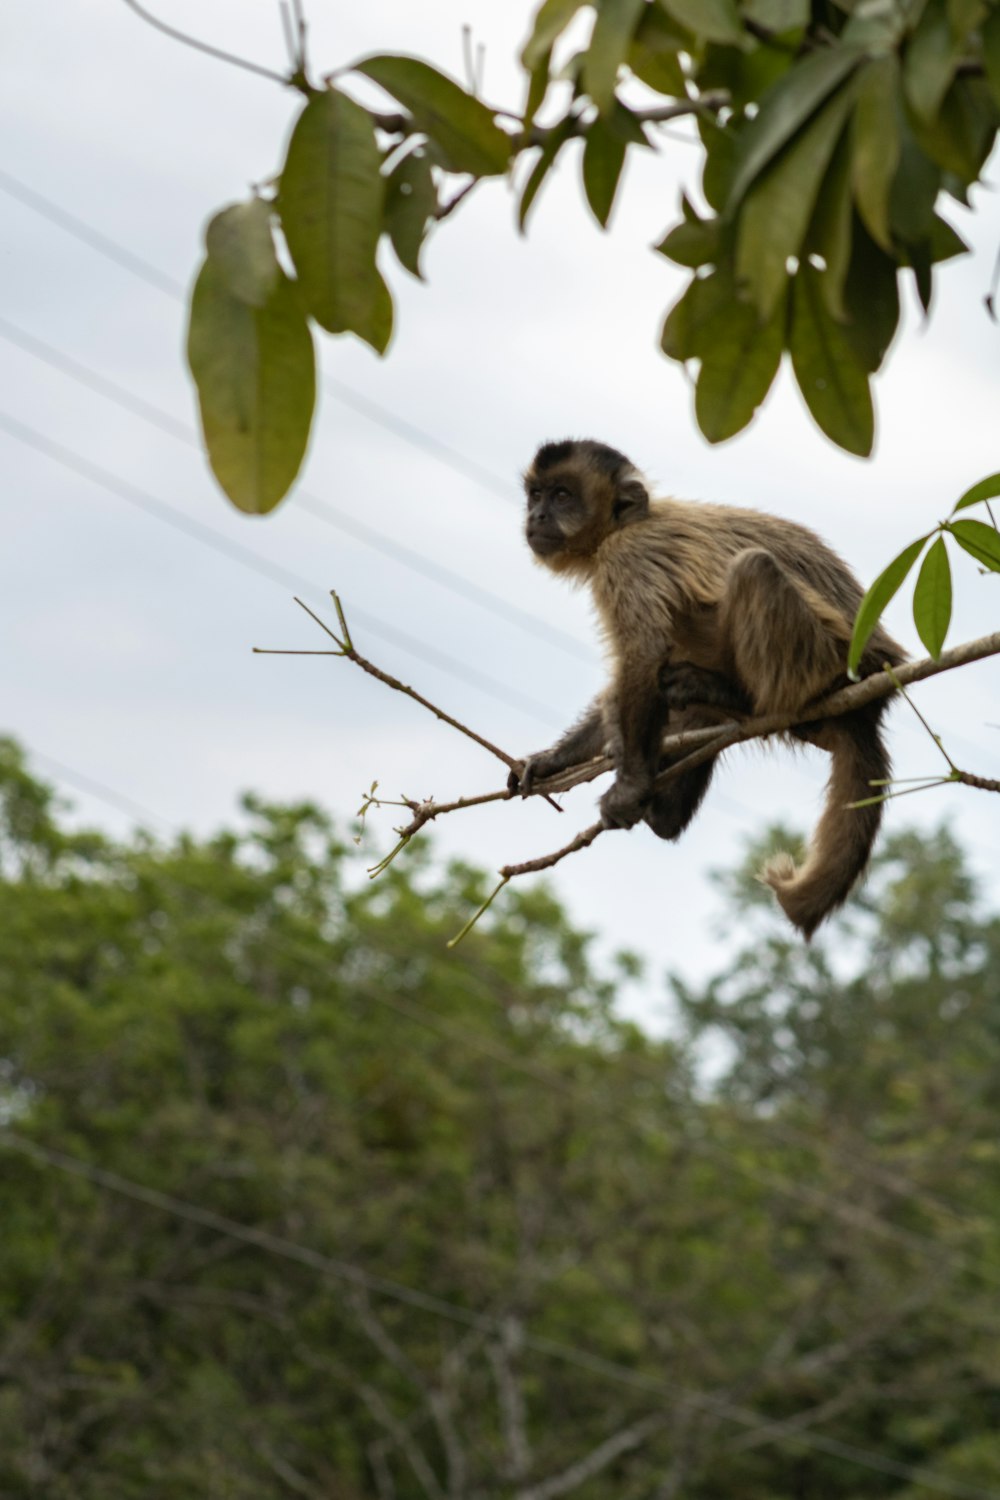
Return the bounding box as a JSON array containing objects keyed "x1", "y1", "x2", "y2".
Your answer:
[
  {"x1": 120, "y1": 0, "x2": 291, "y2": 86},
  {"x1": 884, "y1": 664, "x2": 957, "y2": 771}
]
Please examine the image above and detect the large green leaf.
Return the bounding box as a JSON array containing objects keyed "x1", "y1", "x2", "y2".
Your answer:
[
  {"x1": 187, "y1": 260, "x2": 315, "y2": 515},
  {"x1": 904, "y1": 0, "x2": 959, "y2": 123},
  {"x1": 847, "y1": 533, "x2": 929, "y2": 676},
  {"x1": 726, "y1": 45, "x2": 863, "y2": 210},
  {"x1": 842, "y1": 222, "x2": 900, "y2": 374},
  {"x1": 384, "y1": 148, "x2": 437, "y2": 279},
  {"x1": 354, "y1": 55, "x2": 511, "y2": 177},
  {"x1": 659, "y1": 0, "x2": 744, "y2": 46},
  {"x1": 582, "y1": 116, "x2": 627, "y2": 226},
  {"x1": 584, "y1": 0, "x2": 646, "y2": 111},
  {"x1": 695, "y1": 283, "x2": 786, "y2": 442},
  {"x1": 655, "y1": 214, "x2": 721, "y2": 268},
  {"x1": 912, "y1": 535, "x2": 953, "y2": 658},
  {"x1": 952, "y1": 472, "x2": 1000, "y2": 513},
  {"x1": 204, "y1": 200, "x2": 279, "y2": 308},
  {"x1": 805, "y1": 129, "x2": 853, "y2": 322},
  {"x1": 888, "y1": 120, "x2": 941, "y2": 243},
  {"x1": 947, "y1": 518, "x2": 1000, "y2": 571},
  {"x1": 983, "y1": 7, "x2": 1000, "y2": 111},
  {"x1": 851, "y1": 55, "x2": 901, "y2": 252},
  {"x1": 743, "y1": 0, "x2": 808, "y2": 29},
  {"x1": 627, "y1": 5, "x2": 686, "y2": 96},
  {"x1": 660, "y1": 269, "x2": 732, "y2": 361},
  {"x1": 279, "y1": 90, "x2": 392, "y2": 352},
  {"x1": 909, "y1": 76, "x2": 997, "y2": 183},
  {"x1": 521, "y1": 0, "x2": 586, "y2": 70},
  {"x1": 518, "y1": 117, "x2": 574, "y2": 231},
  {"x1": 736, "y1": 82, "x2": 856, "y2": 319},
  {"x1": 789, "y1": 263, "x2": 873, "y2": 456}
]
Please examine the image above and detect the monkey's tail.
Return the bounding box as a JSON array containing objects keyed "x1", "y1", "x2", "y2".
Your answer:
[{"x1": 759, "y1": 708, "x2": 889, "y2": 939}]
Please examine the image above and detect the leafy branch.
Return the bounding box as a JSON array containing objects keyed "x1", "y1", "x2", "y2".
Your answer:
[{"x1": 118, "y1": 0, "x2": 1000, "y2": 514}]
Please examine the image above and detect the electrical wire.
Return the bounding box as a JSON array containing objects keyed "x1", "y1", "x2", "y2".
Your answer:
[
  {"x1": 0, "y1": 312, "x2": 592, "y2": 662},
  {"x1": 0, "y1": 167, "x2": 515, "y2": 501},
  {"x1": 0, "y1": 407, "x2": 561, "y2": 728}
]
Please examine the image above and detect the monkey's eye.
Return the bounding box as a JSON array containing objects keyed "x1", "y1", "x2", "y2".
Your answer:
[
  {"x1": 528, "y1": 486, "x2": 542, "y2": 503},
  {"x1": 552, "y1": 486, "x2": 571, "y2": 502}
]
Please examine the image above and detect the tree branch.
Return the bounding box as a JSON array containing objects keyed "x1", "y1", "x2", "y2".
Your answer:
[{"x1": 120, "y1": 0, "x2": 292, "y2": 86}]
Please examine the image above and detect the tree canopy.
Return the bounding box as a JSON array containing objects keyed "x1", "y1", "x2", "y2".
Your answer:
[{"x1": 3, "y1": 738, "x2": 1000, "y2": 1498}]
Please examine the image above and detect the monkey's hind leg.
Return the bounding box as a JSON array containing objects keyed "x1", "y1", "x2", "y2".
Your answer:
[
  {"x1": 644, "y1": 752, "x2": 716, "y2": 842},
  {"x1": 643, "y1": 666, "x2": 748, "y2": 842}
]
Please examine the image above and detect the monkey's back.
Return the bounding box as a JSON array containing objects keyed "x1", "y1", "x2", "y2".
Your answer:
[{"x1": 595, "y1": 498, "x2": 904, "y2": 673}]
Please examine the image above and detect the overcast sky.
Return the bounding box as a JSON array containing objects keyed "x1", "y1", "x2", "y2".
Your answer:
[{"x1": 4, "y1": 0, "x2": 1000, "y2": 1014}]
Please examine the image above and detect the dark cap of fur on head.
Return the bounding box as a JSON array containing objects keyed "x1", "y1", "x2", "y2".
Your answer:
[{"x1": 531, "y1": 438, "x2": 635, "y2": 479}]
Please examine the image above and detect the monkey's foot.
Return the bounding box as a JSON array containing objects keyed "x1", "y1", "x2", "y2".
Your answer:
[{"x1": 599, "y1": 775, "x2": 649, "y2": 830}]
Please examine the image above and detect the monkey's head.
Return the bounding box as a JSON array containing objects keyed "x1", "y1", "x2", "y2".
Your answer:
[{"x1": 521, "y1": 439, "x2": 650, "y2": 571}]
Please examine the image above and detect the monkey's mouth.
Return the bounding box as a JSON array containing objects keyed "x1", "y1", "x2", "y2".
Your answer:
[{"x1": 526, "y1": 529, "x2": 563, "y2": 557}]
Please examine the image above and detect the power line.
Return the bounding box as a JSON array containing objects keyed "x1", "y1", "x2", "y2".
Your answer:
[
  {"x1": 0, "y1": 312, "x2": 592, "y2": 662},
  {"x1": 0, "y1": 167, "x2": 515, "y2": 501},
  {"x1": 3, "y1": 1128, "x2": 998, "y2": 1500},
  {"x1": 0, "y1": 407, "x2": 561, "y2": 728}
]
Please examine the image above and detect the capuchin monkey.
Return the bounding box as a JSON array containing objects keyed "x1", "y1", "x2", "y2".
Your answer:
[{"x1": 508, "y1": 438, "x2": 905, "y2": 938}]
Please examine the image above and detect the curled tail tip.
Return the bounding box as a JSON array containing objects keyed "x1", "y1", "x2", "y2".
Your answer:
[{"x1": 758, "y1": 853, "x2": 822, "y2": 940}]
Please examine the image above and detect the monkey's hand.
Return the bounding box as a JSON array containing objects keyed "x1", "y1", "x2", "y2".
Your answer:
[
  {"x1": 599, "y1": 774, "x2": 650, "y2": 830},
  {"x1": 507, "y1": 749, "x2": 563, "y2": 798}
]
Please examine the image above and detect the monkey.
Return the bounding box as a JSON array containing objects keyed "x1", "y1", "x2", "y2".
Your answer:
[{"x1": 508, "y1": 438, "x2": 905, "y2": 939}]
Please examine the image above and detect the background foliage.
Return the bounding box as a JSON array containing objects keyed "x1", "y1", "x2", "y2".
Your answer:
[{"x1": 3, "y1": 737, "x2": 1000, "y2": 1497}]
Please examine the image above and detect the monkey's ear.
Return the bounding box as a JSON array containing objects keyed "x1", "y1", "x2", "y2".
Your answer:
[{"x1": 612, "y1": 474, "x2": 650, "y2": 526}]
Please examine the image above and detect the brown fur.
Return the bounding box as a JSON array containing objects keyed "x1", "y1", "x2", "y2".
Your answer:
[{"x1": 512, "y1": 439, "x2": 905, "y2": 938}]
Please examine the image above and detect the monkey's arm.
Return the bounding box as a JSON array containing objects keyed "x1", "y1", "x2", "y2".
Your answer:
[
  {"x1": 599, "y1": 654, "x2": 670, "y2": 829},
  {"x1": 508, "y1": 697, "x2": 607, "y2": 797}
]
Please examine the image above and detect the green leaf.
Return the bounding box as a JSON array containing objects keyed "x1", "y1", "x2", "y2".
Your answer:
[
  {"x1": 904, "y1": 0, "x2": 959, "y2": 123},
  {"x1": 660, "y1": 268, "x2": 732, "y2": 360},
  {"x1": 695, "y1": 282, "x2": 786, "y2": 442},
  {"x1": 660, "y1": 0, "x2": 744, "y2": 45},
  {"x1": 627, "y1": 6, "x2": 686, "y2": 95},
  {"x1": 947, "y1": 518, "x2": 1000, "y2": 571},
  {"x1": 842, "y1": 221, "x2": 900, "y2": 373},
  {"x1": 952, "y1": 472, "x2": 1000, "y2": 513},
  {"x1": 851, "y1": 55, "x2": 901, "y2": 252},
  {"x1": 655, "y1": 215, "x2": 721, "y2": 267},
  {"x1": 847, "y1": 534, "x2": 929, "y2": 676},
  {"x1": 912, "y1": 535, "x2": 953, "y2": 657},
  {"x1": 354, "y1": 55, "x2": 511, "y2": 177},
  {"x1": 584, "y1": 0, "x2": 647, "y2": 112},
  {"x1": 582, "y1": 116, "x2": 627, "y2": 226},
  {"x1": 983, "y1": 8, "x2": 1000, "y2": 111},
  {"x1": 743, "y1": 0, "x2": 808, "y2": 29},
  {"x1": 279, "y1": 90, "x2": 393, "y2": 352},
  {"x1": 807, "y1": 129, "x2": 853, "y2": 321},
  {"x1": 930, "y1": 211, "x2": 969, "y2": 263},
  {"x1": 518, "y1": 117, "x2": 574, "y2": 230},
  {"x1": 700, "y1": 117, "x2": 739, "y2": 211},
  {"x1": 736, "y1": 82, "x2": 856, "y2": 319},
  {"x1": 187, "y1": 259, "x2": 316, "y2": 515},
  {"x1": 947, "y1": 0, "x2": 988, "y2": 36},
  {"x1": 789, "y1": 262, "x2": 873, "y2": 456},
  {"x1": 726, "y1": 45, "x2": 863, "y2": 210},
  {"x1": 888, "y1": 121, "x2": 940, "y2": 244},
  {"x1": 384, "y1": 148, "x2": 437, "y2": 279},
  {"x1": 204, "y1": 199, "x2": 279, "y2": 308},
  {"x1": 523, "y1": 47, "x2": 552, "y2": 129},
  {"x1": 522, "y1": 0, "x2": 586, "y2": 70}
]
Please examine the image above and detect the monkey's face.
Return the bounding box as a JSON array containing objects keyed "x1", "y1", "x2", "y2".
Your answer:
[
  {"x1": 523, "y1": 469, "x2": 588, "y2": 558},
  {"x1": 522, "y1": 439, "x2": 650, "y2": 567}
]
